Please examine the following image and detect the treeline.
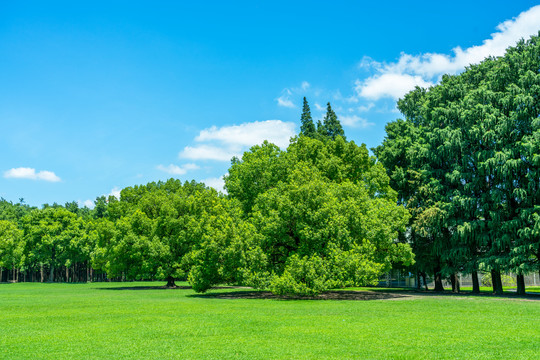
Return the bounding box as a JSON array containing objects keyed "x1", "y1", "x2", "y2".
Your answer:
[
  {"x1": 375, "y1": 33, "x2": 540, "y2": 295},
  {"x1": 0, "y1": 114, "x2": 413, "y2": 295},
  {"x1": 3, "y1": 34, "x2": 539, "y2": 296}
]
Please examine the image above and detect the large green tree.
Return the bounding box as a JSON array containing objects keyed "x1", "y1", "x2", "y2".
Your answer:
[{"x1": 217, "y1": 135, "x2": 413, "y2": 295}]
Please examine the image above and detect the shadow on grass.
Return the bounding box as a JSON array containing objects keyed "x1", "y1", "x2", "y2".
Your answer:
[
  {"x1": 95, "y1": 285, "x2": 240, "y2": 291},
  {"x1": 96, "y1": 285, "x2": 192, "y2": 291},
  {"x1": 188, "y1": 290, "x2": 410, "y2": 301}
]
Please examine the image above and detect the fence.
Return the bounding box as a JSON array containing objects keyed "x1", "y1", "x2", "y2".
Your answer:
[{"x1": 379, "y1": 270, "x2": 540, "y2": 289}]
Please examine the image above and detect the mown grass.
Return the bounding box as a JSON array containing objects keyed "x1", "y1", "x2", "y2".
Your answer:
[{"x1": 1, "y1": 282, "x2": 539, "y2": 359}]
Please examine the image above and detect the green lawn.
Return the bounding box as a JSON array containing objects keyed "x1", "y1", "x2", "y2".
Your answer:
[{"x1": 1, "y1": 282, "x2": 539, "y2": 359}]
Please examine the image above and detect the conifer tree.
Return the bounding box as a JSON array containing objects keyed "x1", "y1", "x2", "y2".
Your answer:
[
  {"x1": 316, "y1": 120, "x2": 327, "y2": 139},
  {"x1": 323, "y1": 102, "x2": 346, "y2": 140},
  {"x1": 300, "y1": 97, "x2": 316, "y2": 138}
]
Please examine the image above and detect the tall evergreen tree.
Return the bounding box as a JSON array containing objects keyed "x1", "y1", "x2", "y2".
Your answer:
[
  {"x1": 323, "y1": 102, "x2": 345, "y2": 140},
  {"x1": 300, "y1": 97, "x2": 316, "y2": 138},
  {"x1": 316, "y1": 120, "x2": 326, "y2": 139}
]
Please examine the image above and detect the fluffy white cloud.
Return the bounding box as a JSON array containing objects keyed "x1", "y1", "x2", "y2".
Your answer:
[
  {"x1": 301, "y1": 81, "x2": 310, "y2": 90},
  {"x1": 157, "y1": 163, "x2": 199, "y2": 175},
  {"x1": 195, "y1": 120, "x2": 295, "y2": 149},
  {"x1": 357, "y1": 5, "x2": 540, "y2": 100},
  {"x1": 181, "y1": 120, "x2": 296, "y2": 162},
  {"x1": 3, "y1": 167, "x2": 61, "y2": 182},
  {"x1": 339, "y1": 114, "x2": 374, "y2": 128},
  {"x1": 356, "y1": 73, "x2": 434, "y2": 100}
]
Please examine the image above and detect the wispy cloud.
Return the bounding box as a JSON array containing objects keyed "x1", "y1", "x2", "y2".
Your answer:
[
  {"x1": 339, "y1": 114, "x2": 374, "y2": 128},
  {"x1": 356, "y1": 5, "x2": 540, "y2": 100},
  {"x1": 277, "y1": 89, "x2": 295, "y2": 108},
  {"x1": 180, "y1": 120, "x2": 296, "y2": 162},
  {"x1": 157, "y1": 163, "x2": 199, "y2": 175},
  {"x1": 3, "y1": 167, "x2": 61, "y2": 182}
]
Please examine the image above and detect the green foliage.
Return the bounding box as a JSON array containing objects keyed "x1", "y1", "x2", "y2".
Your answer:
[
  {"x1": 299, "y1": 97, "x2": 316, "y2": 138},
  {"x1": 222, "y1": 135, "x2": 412, "y2": 295},
  {"x1": 0, "y1": 220, "x2": 24, "y2": 271},
  {"x1": 322, "y1": 102, "x2": 346, "y2": 140},
  {"x1": 94, "y1": 179, "x2": 224, "y2": 285},
  {"x1": 375, "y1": 32, "x2": 540, "y2": 286}
]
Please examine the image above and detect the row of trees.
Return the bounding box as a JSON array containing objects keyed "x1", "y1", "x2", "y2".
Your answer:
[
  {"x1": 0, "y1": 126, "x2": 413, "y2": 295},
  {"x1": 375, "y1": 33, "x2": 540, "y2": 295}
]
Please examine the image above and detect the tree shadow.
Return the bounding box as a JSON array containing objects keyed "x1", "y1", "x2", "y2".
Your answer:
[
  {"x1": 96, "y1": 285, "x2": 192, "y2": 291},
  {"x1": 188, "y1": 290, "x2": 410, "y2": 301}
]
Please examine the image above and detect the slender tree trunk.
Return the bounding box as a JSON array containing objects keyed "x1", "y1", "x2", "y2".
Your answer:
[
  {"x1": 40, "y1": 264, "x2": 44, "y2": 283},
  {"x1": 471, "y1": 271, "x2": 480, "y2": 293},
  {"x1": 450, "y1": 273, "x2": 460, "y2": 293},
  {"x1": 166, "y1": 276, "x2": 176, "y2": 288},
  {"x1": 48, "y1": 264, "x2": 55, "y2": 282},
  {"x1": 516, "y1": 274, "x2": 526, "y2": 295},
  {"x1": 491, "y1": 269, "x2": 503, "y2": 294},
  {"x1": 66, "y1": 267, "x2": 69, "y2": 282},
  {"x1": 416, "y1": 271, "x2": 421, "y2": 290},
  {"x1": 0, "y1": 267, "x2": 2, "y2": 282}
]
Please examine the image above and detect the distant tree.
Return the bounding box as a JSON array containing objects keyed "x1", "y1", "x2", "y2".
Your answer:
[
  {"x1": 300, "y1": 97, "x2": 316, "y2": 138},
  {"x1": 323, "y1": 102, "x2": 345, "y2": 140},
  {"x1": 0, "y1": 220, "x2": 24, "y2": 281}
]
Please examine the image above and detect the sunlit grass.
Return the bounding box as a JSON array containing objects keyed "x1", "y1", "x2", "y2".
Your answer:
[{"x1": 1, "y1": 282, "x2": 539, "y2": 359}]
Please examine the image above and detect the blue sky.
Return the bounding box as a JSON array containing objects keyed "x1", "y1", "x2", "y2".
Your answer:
[{"x1": 1, "y1": 1, "x2": 540, "y2": 207}]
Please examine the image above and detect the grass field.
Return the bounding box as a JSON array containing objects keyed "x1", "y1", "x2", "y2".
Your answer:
[{"x1": 1, "y1": 282, "x2": 539, "y2": 359}]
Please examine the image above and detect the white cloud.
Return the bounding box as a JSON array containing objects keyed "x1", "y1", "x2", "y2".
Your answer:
[
  {"x1": 356, "y1": 74, "x2": 434, "y2": 100},
  {"x1": 301, "y1": 81, "x2": 310, "y2": 90},
  {"x1": 157, "y1": 163, "x2": 199, "y2": 175},
  {"x1": 357, "y1": 5, "x2": 540, "y2": 100},
  {"x1": 314, "y1": 103, "x2": 325, "y2": 112},
  {"x1": 109, "y1": 187, "x2": 121, "y2": 199},
  {"x1": 181, "y1": 120, "x2": 295, "y2": 162},
  {"x1": 339, "y1": 114, "x2": 374, "y2": 129},
  {"x1": 180, "y1": 145, "x2": 240, "y2": 162},
  {"x1": 277, "y1": 89, "x2": 295, "y2": 108},
  {"x1": 195, "y1": 120, "x2": 295, "y2": 149},
  {"x1": 201, "y1": 175, "x2": 226, "y2": 193},
  {"x1": 357, "y1": 103, "x2": 375, "y2": 112},
  {"x1": 3, "y1": 167, "x2": 61, "y2": 182},
  {"x1": 80, "y1": 199, "x2": 95, "y2": 209}
]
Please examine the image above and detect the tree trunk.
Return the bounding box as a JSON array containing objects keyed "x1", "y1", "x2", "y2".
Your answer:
[
  {"x1": 471, "y1": 271, "x2": 480, "y2": 293},
  {"x1": 450, "y1": 273, "x2": 460, "y2": 293},
  {"x1": 166, "y1": 276, "x2": 176, "y2": 288},
  {"x1": 433, "y1": 266, "x2": 444, "y2": 292},
  {"x1": 416, "y1": 271, "x2": 421, "y2": 290},
  {"x1": 491, "y1": 269, "x2": 503, "y2": 294},
  {"x1": 48, "y1": 264, "x2": 55, "y2": 282},
  {"x1": 421, "y1": 272, "x2": 428, "y2": 290},
  {"x1": 66, "y1": 267, "x2": 69, "y2": 282},
  {"x1": 40, "y1": 264, "x2": 44, "y2": 283},
  {"x1": 516, "y1": 274, "x2": 526, "y2": 295}
]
